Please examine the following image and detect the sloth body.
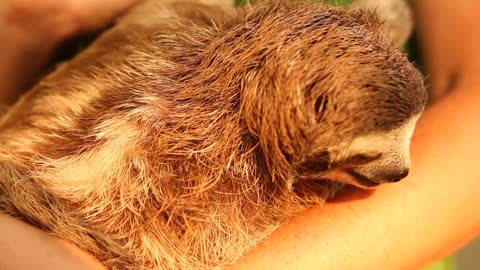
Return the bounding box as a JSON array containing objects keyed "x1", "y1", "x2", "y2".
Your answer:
[{"x1": 0, "y1": 1, "x2": 426, "y2": 269}]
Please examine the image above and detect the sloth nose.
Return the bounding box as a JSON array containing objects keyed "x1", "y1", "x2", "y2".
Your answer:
[{"x1": 382, "y1": 168, "x2": 410, "y2": 182}]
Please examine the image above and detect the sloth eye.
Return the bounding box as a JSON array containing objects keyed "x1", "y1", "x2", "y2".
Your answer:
[
  {"x1": 348, "y1": 153, "x2": 383, "y2": 165},
  {"x1": 330, "y1": 152, "x2": 383, "y2": 169}
]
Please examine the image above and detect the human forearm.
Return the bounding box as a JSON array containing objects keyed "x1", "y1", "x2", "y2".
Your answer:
[
  {"x1": 0, "y1": 213, "x2": 106, "y2": 270},
  {"x1": 411, "y1": 1, "x2": 480, "y2": 100}
]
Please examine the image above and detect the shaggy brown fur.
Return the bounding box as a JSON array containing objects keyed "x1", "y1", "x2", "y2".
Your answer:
[{"x1": 0, "y1": 0, "x2": 426, "y2": 269}]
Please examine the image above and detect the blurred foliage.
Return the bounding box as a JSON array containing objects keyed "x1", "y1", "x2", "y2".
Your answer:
[
  {"x1": 234, "y1": 0, "x2": 249, "y2": 6},
  {"x1": 426, "y1": 256, "x2": 456, "y2": 270},
  {"x1": 325, "y1": 0, "x2": 352, "y2": 6},
  {"x1": 235, "y1": 0, "x2": 352, "y2": 7},
  {"x1": 405, "y1": 32, "x2": 425, "y2": 73}
]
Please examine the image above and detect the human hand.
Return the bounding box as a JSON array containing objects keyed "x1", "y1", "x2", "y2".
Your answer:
[
  {"x1": 0, "y1": 0, "x2": 142, "y2": 104},
  {"x1": 1, "y1": 0, "x2": 142, "y2": 43}
]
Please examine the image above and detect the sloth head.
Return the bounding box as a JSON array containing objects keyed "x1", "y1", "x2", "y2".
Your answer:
[{"x1": 171, "y1": 1, "x2": 427, "y2": 188}]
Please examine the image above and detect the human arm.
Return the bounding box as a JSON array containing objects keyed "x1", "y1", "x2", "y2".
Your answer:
[
  {"x1": 0, "y1": 213, "x2": 106, "y2": 270},
  {"x1": 411, "y1": 1, "x2": 480, "y2": 101}
]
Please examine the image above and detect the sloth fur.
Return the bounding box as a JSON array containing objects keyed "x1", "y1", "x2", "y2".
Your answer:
[{"x1": 0, "y1": 0, "x2": 426, "y2": 269}]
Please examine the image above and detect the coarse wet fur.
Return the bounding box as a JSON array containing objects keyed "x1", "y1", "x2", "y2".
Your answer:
[{"x1": 0, "y1": 0, "x2": 427, "y2": 269}]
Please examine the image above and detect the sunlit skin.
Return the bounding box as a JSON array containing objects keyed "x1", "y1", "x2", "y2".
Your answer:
[{"x1": 0, "y1": 0, "x2": 141, "y2": 104}]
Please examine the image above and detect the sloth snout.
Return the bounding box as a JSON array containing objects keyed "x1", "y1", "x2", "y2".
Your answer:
[{"x1": 376, "y1": 168, "x2": 410, "y2": 183}]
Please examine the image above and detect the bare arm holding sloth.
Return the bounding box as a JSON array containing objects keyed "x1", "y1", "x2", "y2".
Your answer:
[{"x1": 0, "y1": 0, "x2": 479, "y2": 270}]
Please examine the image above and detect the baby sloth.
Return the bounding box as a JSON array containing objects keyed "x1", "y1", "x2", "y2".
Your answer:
[{"x1": 0, "y1": 0, "x2": 427, "y2": 269}]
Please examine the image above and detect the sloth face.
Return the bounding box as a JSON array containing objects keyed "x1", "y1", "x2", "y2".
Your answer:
[
  {"x1": 324, "y1": 115, "x2": 421, "y2": 188},
  {"x1": 217, "y1": 3, "x2": 428, "y2": 188}
]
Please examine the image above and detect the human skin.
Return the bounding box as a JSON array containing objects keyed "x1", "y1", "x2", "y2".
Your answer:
[
  {"x1": 0, "y1": 213, "x2": 106, "y2": 270},
  {"x1": 411, "y1": 1, "x2": 480, "y2": 101},
  {"x1": 0, "y1": 0, "x2": 141, "y2": 104},
  {"x1": 1, "y1": 1, "x2": 480, "y2": 270}
]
